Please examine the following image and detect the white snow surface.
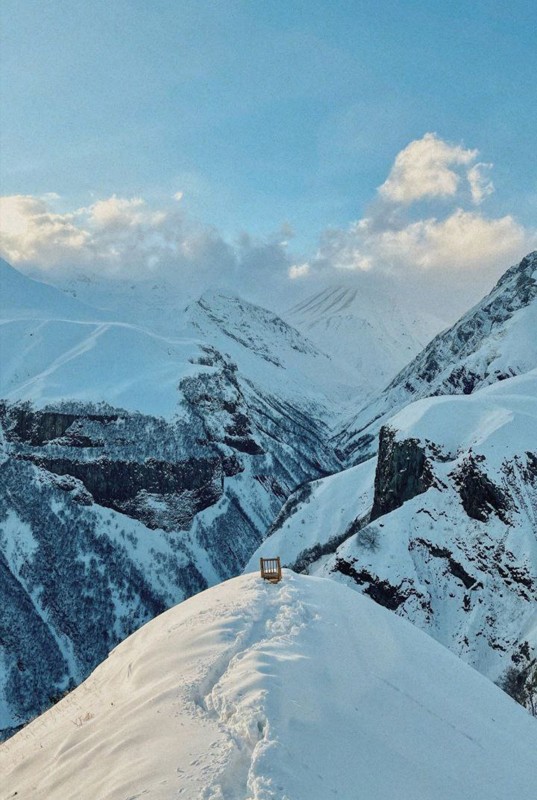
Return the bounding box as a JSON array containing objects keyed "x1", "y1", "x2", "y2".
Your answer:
[
  {"x1": 390, "y1": 368, "x2": 537, "y2": 473},
  {"x1": 0, "y1": 257, "x2": 204, "y2": 416},
  {"x1": 0, "y1": 259, "x2": 355, "y2": 418},
  {"x1": 0, "y1": 258, "x2": 107, "y2": 323},
  {"x1": 284, "y1": 283, "x2": 443, "y2": 399},
  {"x1": 2, "y1": 571, "x2": 536, "y2": 800},
  {"x1": 0, "y1": 317, "x2": 206, "y2": 416},
  {"x1": 247, "y1": 457, "x2": 377, "y2": 572}
]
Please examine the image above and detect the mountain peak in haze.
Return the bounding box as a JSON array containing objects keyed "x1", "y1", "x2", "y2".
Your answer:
[{"x1": 284, "y1": 281, "x2": 443, "y2": 399}]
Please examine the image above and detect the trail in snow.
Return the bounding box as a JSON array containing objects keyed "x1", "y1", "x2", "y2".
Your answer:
[{"x1": 3, "y1": 572, "x2": 537, "y2": 800}]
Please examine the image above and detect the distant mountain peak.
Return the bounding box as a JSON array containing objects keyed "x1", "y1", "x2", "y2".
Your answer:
[{"x1": 284, "y1": 280, "x2": 443, "y2": 400}]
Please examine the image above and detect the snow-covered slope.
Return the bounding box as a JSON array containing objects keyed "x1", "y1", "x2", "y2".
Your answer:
[
  {"x1": 0, "y1": 257, "x2": 107, "y2": 323},
  {"x1": 248, "y1": 457, "x2": 377, "y2": 574},
  {"x1": 2, "y1": 572, "x2": 536, "y2": 800},
  {"x1": 0, "y1": 260, "x2": 355, "y2": 418},
  {"x1": 285, "y1": 282, "x2": 443, "y2": 400},
  {"x1": 186, "y1": 289, "x2": 360, "y2": 405},
  {"x1": 338, "y1": 251, "x2": 537, "y2": 463},
  {"x1": 0, "y1": 256, "x2": 208, "y2": 416},
  {"x1": 252, "y1": 371, "x2": 537, "y2": 710}
]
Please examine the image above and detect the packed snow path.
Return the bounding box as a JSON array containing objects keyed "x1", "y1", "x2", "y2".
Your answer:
[{"x1": 2, "y1": 572, "x2": 537, "y2": 799}]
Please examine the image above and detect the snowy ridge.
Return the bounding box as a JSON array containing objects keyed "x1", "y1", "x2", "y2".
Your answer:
[
  {"x1": 0, "y1": 258, "x2": 108, "y2": 323},
  {"x1": 338, "y1": 251, "x2": 537, "y2": 462},
  {"x1": 2, "y1": 572, "x2": 537, "y2": 800}
]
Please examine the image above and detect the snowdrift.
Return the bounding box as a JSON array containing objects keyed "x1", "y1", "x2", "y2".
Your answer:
[{"x1": 2, "y1": 572, "x2": 536, "y2": 800}]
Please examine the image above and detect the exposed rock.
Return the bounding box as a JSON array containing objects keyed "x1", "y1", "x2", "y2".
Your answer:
[
  {"x1": 451, "y1": 455, "x2": 511, "y2": 524},
  {"x1": 370, "y1": 427, "x2": 435, "y2": 521}
]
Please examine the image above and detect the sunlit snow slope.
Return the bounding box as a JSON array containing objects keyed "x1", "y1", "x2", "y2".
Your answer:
[
  {"x1": 2, "y1": 572, "x2": 536, "y2": 800},
  {"x1": 0, "y1": 257, "x2": 204, "y2": 416}
]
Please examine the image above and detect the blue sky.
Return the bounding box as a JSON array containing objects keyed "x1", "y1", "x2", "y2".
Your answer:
[{"x1": 1, "y1": 0, "x2": 536, "y2": 314}]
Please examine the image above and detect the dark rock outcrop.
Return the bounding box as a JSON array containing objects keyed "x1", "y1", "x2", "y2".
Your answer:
[
  {"x1": 451, "y1": 455, "x2": 511, "y2": 524},
  {"x1": 370, "y1": 426, "x2": 435, "y2": 521}
]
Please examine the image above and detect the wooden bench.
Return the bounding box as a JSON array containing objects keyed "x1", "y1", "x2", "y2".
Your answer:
[{"x1": 260, "y1": 557, "x2": 282, "y2": 583}]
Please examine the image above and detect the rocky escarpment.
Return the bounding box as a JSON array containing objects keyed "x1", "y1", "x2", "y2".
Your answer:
[
  {"x1": 0, "y1": 401, "x2": 229, "y2": 532},
  {"x1": 370, "y1": 426, "x2": 437, "y2": 521},
  {"x1": 326, "y1": 385, "x2": 537, "y2": 714}
]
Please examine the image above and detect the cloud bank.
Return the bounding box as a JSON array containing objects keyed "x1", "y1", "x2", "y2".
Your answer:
[
  {"x1": 1, "y1": 133, "x2": 534, "y2": 320},
  {"x1": 290, "y1": 133, "x2": 535, "y2": 317},
  {"x1": 378, "y1": 132, "x2": 478, "y2": 204}
]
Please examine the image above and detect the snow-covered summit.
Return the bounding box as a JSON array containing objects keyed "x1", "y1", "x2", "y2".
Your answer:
[{"x1": 2, "y1": 571, "x2": 536, "y2": 800}]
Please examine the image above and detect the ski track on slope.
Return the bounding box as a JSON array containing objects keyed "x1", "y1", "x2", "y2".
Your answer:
[
  {"x1": 5, "y1": 322, "x2": 111, "y2": 398},
  {"x1": 185, "y1": 580, "x2": 313, "y2": 800}
]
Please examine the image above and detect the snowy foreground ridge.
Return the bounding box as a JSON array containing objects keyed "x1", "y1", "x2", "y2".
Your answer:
[{"x1": 2, "y1": 572, "x2": 536, "y2": 800}]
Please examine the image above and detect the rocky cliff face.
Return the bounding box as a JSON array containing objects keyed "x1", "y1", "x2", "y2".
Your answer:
[
  {"x1": 369, "y1": 427, "x2": 436, "y2": 521},
  {"x1": 328, "y1": 378, "x2": 537, "y2": 713}
]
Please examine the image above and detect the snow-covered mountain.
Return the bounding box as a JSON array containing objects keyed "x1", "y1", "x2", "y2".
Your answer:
[
  {"x1": 3, "y1": 571, "x2": 536, "y2": 800},
  {"x1": 0, "y1": 258, "x2": 358, "y2": 417},
  {"x1": 284, "y1": 282, "x2": 443, "y2": 400},
  {"x1": 337, "y1": 251, "x2": 537, "y2": 463},
  {"x1": 3, "y1": 249, "x2": 537, "y2": 745},
  {"x1": 252, "y1": 370, "x2": 537, "y2": 711},
  {"x1": 0, "y1": 260, "x2": 347, "y2": 738}
]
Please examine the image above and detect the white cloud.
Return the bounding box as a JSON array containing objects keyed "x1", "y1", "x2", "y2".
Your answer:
[
  {"x1": 0, "y1": 193, "x2": 293, "y2": 303},
  {"x1": 288, "y1": 263, "x2": 310, "y2": 279},
  {"x1": 309, "y1": 206, "x2": 533, "y2": 310},
  {"x1": 0, "y1": 194, "x2": 225, "y2": 276},
  {"x1": 0, "y1": 195, "x2": 90, "y2": 264},
  {"x1": 0, "y1": 134, "x2": 533, "y2": 323},
  {"x1": 348, "y1": 209, "x2": 527, "y2": 272},
  {"x1": 467, "y1": 163, "x2": 494, "y2": 205},
  {"x1": 378, "y1": 132, "x2": 478, "y2": 204},
  {"x1": 296, "y1": 134, "x2": 536, "y2": 319}
]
